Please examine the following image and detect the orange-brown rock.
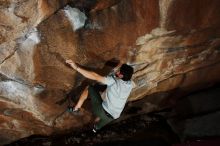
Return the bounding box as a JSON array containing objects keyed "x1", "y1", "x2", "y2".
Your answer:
[{"x1": 1, "y1": 0, "x2": 220, "y2": 145}]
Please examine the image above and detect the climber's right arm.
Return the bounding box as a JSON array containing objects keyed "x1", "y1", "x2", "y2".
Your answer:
[{"x1": 66, "y1": 59, "x2": 105, "y2": 83}]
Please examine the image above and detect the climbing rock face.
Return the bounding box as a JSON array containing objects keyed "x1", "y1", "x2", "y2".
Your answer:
[{"x1": 1, "y1": 0, "x2": 220, "y2": 144}]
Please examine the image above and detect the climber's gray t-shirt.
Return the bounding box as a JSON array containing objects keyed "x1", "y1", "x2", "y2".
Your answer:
[{"x1": 102, "y1": 75, "x2": 133, "y2": 119}]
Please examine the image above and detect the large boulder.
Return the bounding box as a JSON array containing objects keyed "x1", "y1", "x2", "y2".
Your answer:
[{"x1": 1, "y1": 0, "x2": 220, "y2": 144}]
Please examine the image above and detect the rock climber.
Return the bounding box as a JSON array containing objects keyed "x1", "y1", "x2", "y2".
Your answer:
[{"x1": 65, "y1": 59, "x2": 134, "y2": 132}]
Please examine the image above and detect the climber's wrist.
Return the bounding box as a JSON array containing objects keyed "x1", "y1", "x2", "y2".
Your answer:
[
  {"x1": 70, "y1": 63, "x2": 78, "y2": 70},
  {"x1": 75, "y1": 66, "x2": 79, "y2": 71},
  {"x1": 73, "y1": 65, "x2": 78, "y2": 70}
]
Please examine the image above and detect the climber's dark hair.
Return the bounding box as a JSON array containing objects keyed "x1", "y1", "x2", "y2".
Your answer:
[{"x1": 120, "y1": 64, "x2": 134, "y2": 81}]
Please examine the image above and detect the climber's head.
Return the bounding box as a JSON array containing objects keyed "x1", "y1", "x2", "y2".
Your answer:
[{"x1": 115, "y1": 64, "x2": 134, "y2": 81}]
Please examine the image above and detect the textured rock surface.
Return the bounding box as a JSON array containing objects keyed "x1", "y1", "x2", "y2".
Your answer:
[{"x1": 1, "y1": 0, "x2": 220, "y2": 144}]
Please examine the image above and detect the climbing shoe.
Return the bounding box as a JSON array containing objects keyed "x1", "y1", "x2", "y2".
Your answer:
[
  {"x1": 92, "y1": 125, "x2": 98, "y2": 133},
  {"x1": 67, "y1": 106, "x2": 81, "y2": 115}
]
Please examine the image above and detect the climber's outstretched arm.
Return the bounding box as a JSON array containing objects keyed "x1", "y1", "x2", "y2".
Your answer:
[{"x1": 66, "y1": 59, "x2": 105, "y2": 84}]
